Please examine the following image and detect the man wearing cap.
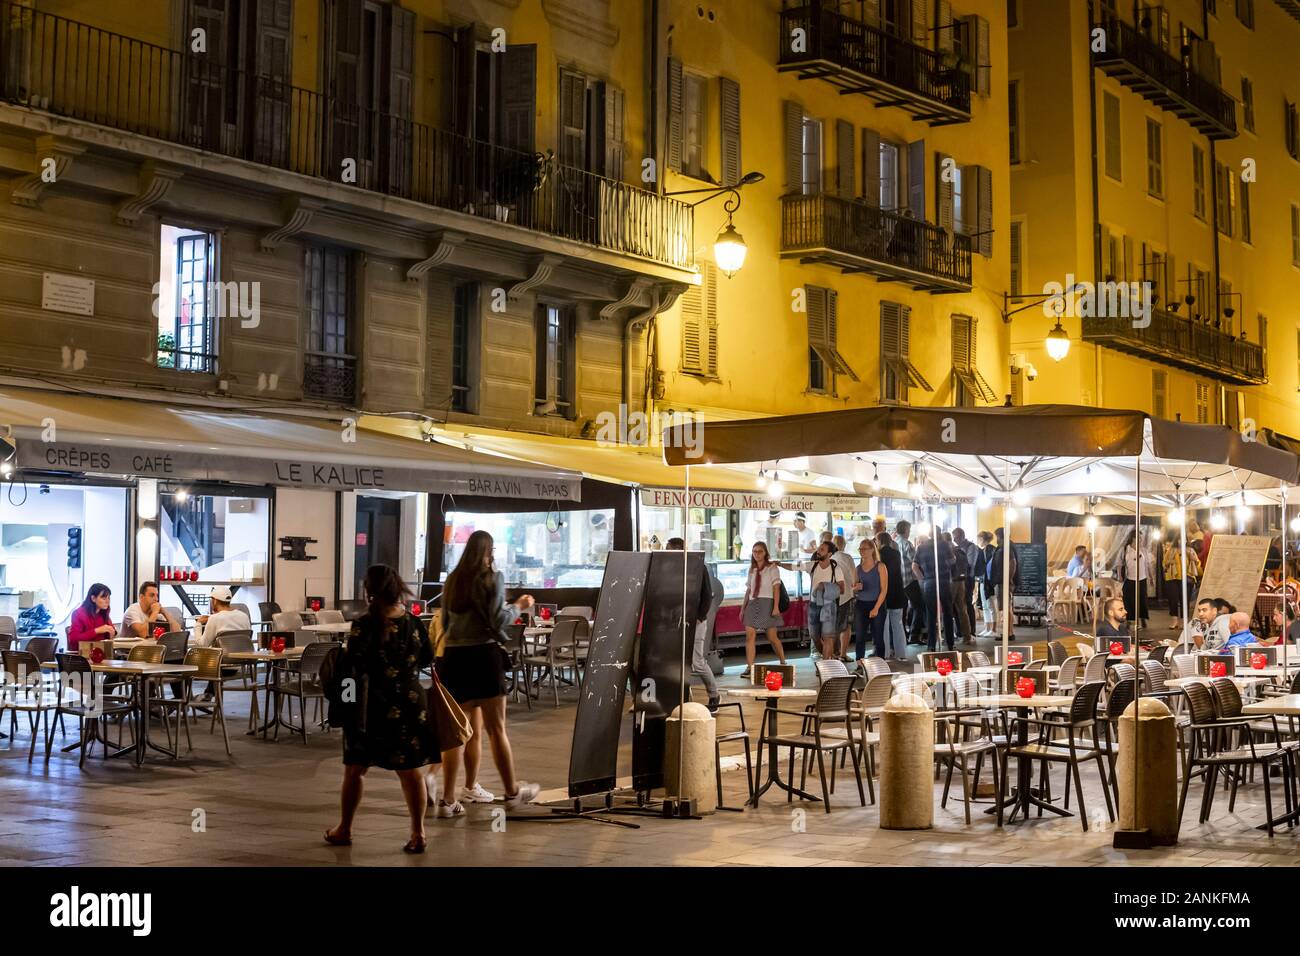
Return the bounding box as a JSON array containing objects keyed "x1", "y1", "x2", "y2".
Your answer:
[{"x1": 194, "y1": 586, "x2": 251, "y2": 648}]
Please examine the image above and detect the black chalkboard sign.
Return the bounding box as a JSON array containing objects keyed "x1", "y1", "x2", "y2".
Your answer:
[
  {"x1": 1012, "y1": 543, "x2": 1048, "y2": 598},
  {"x1": 567, "y1": 551, "x2": 651, "y2": 798},
  {"x1": 632, "y1": 550, "x2": 705, "y2": 793}
]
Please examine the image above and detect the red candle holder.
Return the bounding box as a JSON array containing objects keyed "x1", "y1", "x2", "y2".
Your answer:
[
  {"x1": 764, "y1": 671, "x2": 784, "y2": 691},
  {"x1": 1015, "y1": 676, "x2": 1035, "y2": 699},
  {"x1": 189, "y1": 570, "x2": 199, "y2": 582},
  {"x1": 152, "y1": 626, "x2": 164, "y2": 639},
  {"x1": 1209, "y1": 661, "x2": 1227, "y2": 678},
  {"x1": 1250, "y1": 653, "x2": 1267, "y2": 670},
  {"x1": 310, "y1": 599, "x2": 322, "y2": 612},
  {"x1": 936, "y1": 658, "x2": 953, "y2": 676},
  {"x1": 270, "y1": 637, "x2": 286, "y2": 654},
  {"x1": 539, "y1": 607, "x2": 552, "y2": 621},
  {"x1": 89, "y1": 647, "x2": 105, "y2": 664},
  {"x1": 410, "y1": 601, "x2": 424, "y2": 616},
  {"x1": 1109, "y1": 641, "x2": 1124, "y2": 657}
]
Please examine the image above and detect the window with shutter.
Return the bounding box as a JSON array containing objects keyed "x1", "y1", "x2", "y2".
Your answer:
[
  {"x1": 681, "y1": 264, "x2": 719, "y2": 378},
  {"x1": 1240, "y1": 76, "x2": 1254, "y2": 132},
  {"x1": 935, "y1": 153, "x2": 954, "y2": 232},
  {"x1": 500, "y1": 46, "x2": 538, "y2": 154},
  {"x1": 427, "y1": 275, "x2": 456, "y2": 408},
  {"x1": 880, "y1": 301, "x2": 930, "y2": 404},
  {"x1": 1192, "y1": 144, "x2": 1206, "y2": 219},
  {"x1": 535, "y1": 302, "x2": 576, "y2": 418},
  {"x1": 1146, "y1": 117, "x2": 1163, "y2": 197},
  {"x1": 975, "y1": 165, "x2": 992, "y2": 257},
  {"x1": 1008, "y1": 80, "x2": 1021, "y2": 165},
  {"x1": 806, "y1": 285, "x2": 857, "y2": 390},
  {"x1": 784, "y1": 101, "x2": 804, "y2": 193},
  {"x1": 558, "y1": 68, "x2": 587, "y2": 170},
  {"x1": 1240, "y1": 178, "x2": 1251, "y2": 243},
  {"x1": 1151, "y1": 369, "x2": 1168, "y2": 419},
  {"x1": 684, "y1": 73, "x2": 709, "y2": 180},
  {"x1": 450, "y1": 282, "x2": 478, "y2": 413},
  {"x1": 907, "y1": 140, "x2": 925, "y2": 218},
  {"x1": 251, "y1": 0, "x2": 293, "y2": 167},
  {"x1": 667, "y1": 58, "x2": 684, "y2": 172},
  {"x1": 1293, "y1": 205, "x2": 1300, "y2": 265},
  {"x1": 386, "y1": 3, "x2": 415, "y2": 195},
  {"x1": 802, "y1": 116, "x2": 824, "y2": 196},
  {"x1": 720, "y1": 77, "x2": 741, "y2": 187},
  {"x1": 950, "y1": 314, "x2": 996, "y2": 406},
  {"x1": 1287, "y1": 101, "x2": 1300, "y2": 160},
  {"x1": 1009, "y1": 219, "x2": 1024, "y2": 297}
]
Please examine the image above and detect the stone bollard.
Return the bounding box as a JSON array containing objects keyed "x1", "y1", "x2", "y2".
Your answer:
[
  {"x1": 665, "y1": 702, "x2": 718, "y2": 814},
  {"x1": 879, "y1": 692, "x2": 934, "y2": 830},
  {"x1": 1117, "y1": 697, "x2": 1179, "y2": 845}
]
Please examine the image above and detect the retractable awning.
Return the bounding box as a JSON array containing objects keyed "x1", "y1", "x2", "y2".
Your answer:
[{"x1": 1, "y1": 387, "x2": 580, "y2": 501}]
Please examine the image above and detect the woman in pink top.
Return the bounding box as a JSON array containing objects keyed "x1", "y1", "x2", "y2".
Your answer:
[{"x1": 67, "y1": 583, "x2": 117, "y2": 650}]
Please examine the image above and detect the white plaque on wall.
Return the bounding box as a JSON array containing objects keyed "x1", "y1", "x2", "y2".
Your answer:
[{"x1": 41, "y1": 272, "x2": 95, "y2": 316}]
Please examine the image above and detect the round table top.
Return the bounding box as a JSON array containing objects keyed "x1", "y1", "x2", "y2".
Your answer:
[{"x1": 724, "y1": 686, "x2": 816, "y2": 699}]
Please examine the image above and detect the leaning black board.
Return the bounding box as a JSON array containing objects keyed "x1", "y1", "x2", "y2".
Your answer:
[
  {"x1": 632, "y1": 550, "x2": 705, "y2": 793},
  {"x1": 567, "y1": 551, "x2": 651, "y2": 798}
]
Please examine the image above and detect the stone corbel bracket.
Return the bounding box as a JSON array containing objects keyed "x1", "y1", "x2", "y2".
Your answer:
[
  {"x1": 406, "y1": 231, "x2": 467, "y2": 281},
  {"x1": 10, "y1": 136, "x2": 86, "y2": 208},
  {"x1": 260, "y1": 196, "x2": 326, "y2": 252},
  {"x1": 598, "y1": 276, "x2": 655, "y2": 320},
  {"x1": 508, "y1": 254, "x2": 562, "y2": 301},
  {"x1": 115, "y1": 161, "x2": 184, "y2": 226}
]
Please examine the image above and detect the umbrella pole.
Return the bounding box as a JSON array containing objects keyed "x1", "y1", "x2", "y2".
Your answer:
[
  {"x1": 934, "y1": 502, "x2": 941, "y2": 659},
  {"x1": 1002, "y1": 459, "x2": 1011, "y2": 679},
  {"x1": 1283, "y1": 485, "x2": 1289, "y2": 677},
  {"x1": 1179, "y1": 490, "x2": 1189, "y2": 651},
  {"x1": 1114, "y1": 448, "x2": 1150, "y2": 849}
]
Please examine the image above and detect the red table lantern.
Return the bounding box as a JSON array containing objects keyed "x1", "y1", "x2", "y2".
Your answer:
[
  {"x1": 1015, "y1": 675, "x2": 1035, "y2": 699},
  {"x1": 410, "y1": 601, "x2": 423, "y2": 616},
  {"x1": 270, "y1": 636, "x2": 286, "y2": 654},
  {"x1": 539, "y1": 607, "x2": 552, "y2": 622},
  {"x1": 1209, "y1": 660, "x2": 1227, "y2": 678},
  {"x1": 936, "y1": 658, "x2": 954, "y2": 676},
  {"x1": 310, "y1": 598, "x2": 322, "y2": 612},
  {"x1": 1251, "y1": 653, "x2": 1267, "y2": 671},
  {"x1": 1109, "y1": 641, "x2": 1124, "y2": 657},
  {"x1": 189, "y1": 570, "x2": 199, "y2": 582},
  {"x1": 1006, "y1": 651, "x2": 1023, "y2": 665},
  {"x1": 89, "y1": 647, "x2": 105, "y2": 664},
  {"x1": 152, "y1": 626, "x2": 164, "y2": 639},
  {"x1": 764, "y1": 670, "x2": 784, "y2": 692}
]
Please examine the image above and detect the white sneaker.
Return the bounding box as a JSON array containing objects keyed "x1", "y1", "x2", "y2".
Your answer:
[
  {"x1": 461, "y1": 783, "x2": 496, "y2": 803},
  {"x1": 504, "y1": 783, "x2": 541, "y2": 809},
  {"x1": 435, "y1": 800, "x2": 465, "y2": 818}
]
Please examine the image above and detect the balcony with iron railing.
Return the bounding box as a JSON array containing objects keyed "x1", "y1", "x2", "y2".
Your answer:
[
  {"x1": 0, "y1": 1, "x2": 694, "y2": 270},
  {"x1": 781, "y1": 193, "x2": 972, "y2": 293},
  {"x1": 1081, "y1": 308, "x2": 1266, "y2": 385},
  {"x1": 1091, "y1": 12, "x2": 1237, "y2": 140},
  {"x1": 777, "y1": 1, "x2": 971, "y2": 125}
]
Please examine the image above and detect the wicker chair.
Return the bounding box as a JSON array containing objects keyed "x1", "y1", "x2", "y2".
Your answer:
[
  {"x1": 755, "y1": 675, "x2": 864, "y2": 813},
  {"x1": 215, "y1": 631, "x2": 264, "y2": 730},
  {"x1": 25, "y1": 637, "x2": 58, "y2": 664},
  {"x1": 49, "y1": 653, "x2": 134, "y2": 768},
  {"x1": 861, "y1": 656, "x2": 892, "y2": 678}
]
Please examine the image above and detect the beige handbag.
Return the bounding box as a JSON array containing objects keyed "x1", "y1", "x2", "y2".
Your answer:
[{"x1": 428, "y1": 670, "x2": 472, "y2": 751}]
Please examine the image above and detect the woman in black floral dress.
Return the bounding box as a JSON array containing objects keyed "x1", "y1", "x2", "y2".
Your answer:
[{"x1": 325, "y1": 565, "x2": 437, "y2": 853}]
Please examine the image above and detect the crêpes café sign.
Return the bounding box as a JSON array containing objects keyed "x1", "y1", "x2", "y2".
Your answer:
[
  {"x1": 20, "y1": 441, "x2": 580, "y2": 501},
  {"x1": 640, "y1": 488, "x2": 874, "y2": 513}
]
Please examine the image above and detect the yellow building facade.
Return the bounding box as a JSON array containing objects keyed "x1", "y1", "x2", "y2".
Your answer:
[{"x1": 1010, "y1": 0, "x2": 1300, "y2": 437}]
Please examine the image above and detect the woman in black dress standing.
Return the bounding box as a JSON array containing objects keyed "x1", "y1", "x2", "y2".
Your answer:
[{"x1": 325, "y1": 564, "x2": 437, "y2": 854}]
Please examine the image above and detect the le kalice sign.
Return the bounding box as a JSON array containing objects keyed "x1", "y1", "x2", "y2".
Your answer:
[
  {"x1": 22, "y1": 442, "x2": 579, "y2": 502},
  {"x1": 639, "y1": 488, "x2": 874, "y2": 513}
]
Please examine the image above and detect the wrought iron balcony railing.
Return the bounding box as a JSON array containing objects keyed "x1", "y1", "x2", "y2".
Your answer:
[
  {"x1": 303, "y1": 352, "x2": 358, "y2": 406},
  {"x1": 0, "y1": 1, "x2": 694, "y2": 270},
  {"x1": 781, "y1": 193, "x2": 972, "y2": 293},
  {"x1": 1091, "y1": 12, "x2": 1237, "y2": 140},
  {"x1": 1081, "y1": 309, "x2": 1266, "y2": 385},
  {"x1": 777, "y1": 1, "x2": 971, "y2": 125}
]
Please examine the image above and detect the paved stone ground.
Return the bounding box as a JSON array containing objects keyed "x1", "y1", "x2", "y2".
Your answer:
[{"x1": 2, "y1": 630, "x2": 1297, "y2": 867}]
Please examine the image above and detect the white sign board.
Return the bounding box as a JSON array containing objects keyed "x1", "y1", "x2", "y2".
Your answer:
[
  {"x1": 640, "y1": 487, "x2": 874, "y2": 514},
  {"x1": 1197, "y1": 534, "x2": 1271, "y2": 619},
  {"x1": 41, "y1": 272, "x2": 95, "y2": 316}
]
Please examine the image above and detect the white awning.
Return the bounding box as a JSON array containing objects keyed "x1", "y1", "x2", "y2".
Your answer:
[{"x1": 1, "y1": 387, "x2": 580, "y2": 501}]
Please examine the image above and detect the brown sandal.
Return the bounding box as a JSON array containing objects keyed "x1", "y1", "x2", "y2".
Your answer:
[{"x1": 323, "y1": 829, "x2": 352, "y2": 846}]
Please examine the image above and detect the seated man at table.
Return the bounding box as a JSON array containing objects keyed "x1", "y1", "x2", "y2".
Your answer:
[
  {"x1": 1066, "y1": 546, "x2": 1089, "y2": 579},
  {"x1": 1096, "y1": 598, "x2": 1129, "y2": 637},
  {"x1": 1223, "y1": 611, "x2": 1259, "y2": 650},
  {"x1": 193, "y1": 586, "x2": 250, "y2": 648},
  {"x1": 122, "y1": 581, "x2": 181, "y2": 639},
  {"x1": 1194, "y1": 597, "x2": 1234, "y2": 651}
]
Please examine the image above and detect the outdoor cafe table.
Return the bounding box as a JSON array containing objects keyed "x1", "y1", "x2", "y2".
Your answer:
[
  {"x1": 1238, "y1": 695, "x2": 1300, "y2": 831},
  {"x1": 960, "y1": 693, "x2": 1074, "y2": 824},
  {"x1": 1166, "y1": 675, "x2": 1273, "y2": 692},
  {"x1": 302, "y1": 622, "x2": 351, "y2": 634},
  {"x1": 723, "y1": 686, "x2": 818, "y2": 807},
  {"x1": 41, "y1": 660, "x2": 199, "y2": 766},
  {"x1": 221, "y1": 648, "x2": 307, "y2": 737}
]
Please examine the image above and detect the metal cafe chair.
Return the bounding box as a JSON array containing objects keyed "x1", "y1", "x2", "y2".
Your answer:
[
  {"x1": 50, "y1": 653, "x2": 134, "y2": 768},
  {"x1": 179, "y1": 647, "x2": 232, "y2": 757},
  {"x1": 1, "y1": 649, "x2": 63, "y2": 762},
  {"x1": 756, "y1": 675, "x2": 864, "y2": 814},
  {"x1": 502, "y1": 623, "x2": 531, "y2": 710},
  {"x1": 271, "y1": 642, "x2": 339, "y2": 743},
  {"x1": 521, "y1": 617, "x2": 582, "y2": 708}
]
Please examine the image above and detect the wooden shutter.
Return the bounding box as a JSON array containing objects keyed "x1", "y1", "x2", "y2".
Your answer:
[
  {"x1": 1164, "y1": 251, "x2": 1177, "y2": 309},
  {"x1": 387, "y1": 3, "x2": 415, "y2": 194},
  {"x1": 252, "y1": 0, "x2": 293, "y2": 166},
  {"x1": 185, "y1": 0, "x2": 229, "y2": 148},
  {"x1": 836, "y1": 119, "x2": 855, "y2": 199},
  {"x1": 704, "y1": 264, "x2": 719, "y2": 376},
  {"x1": 900, "y1": 305, "x2": 912, "y2": 363},
  {"x1": 951, "y1": 314, "x2": 971, "y2": 367},
  {"x1": 974, "y1": 15, "x2": 990, "y2": 94},
  {"x1": 911, "y1": 0, "x2": 930, "y2": 46},
  {"x1": 907, "y1": 139, "x2": 925, "y2": 218},
  {"x1": 501, "y1": 45, "x2": 537, "y2": 154},
  {"x1": 784, "y1": 101, "x2": 804, "y2": 192},
  {"x1": 602, "y1": 82, "x2": 625, "y2": 180},
  {"x1": 427, "y1": 275, "x2": 456, "y2": 406},
  {"x1": 861, "y1": 128, "x2": 880, "y2": 206},
  {"x1": 558, "y1": 67, "x2": 586, "y2": 169},
  {"x1": 330, "y1": 0, "x2": 364, "y2": 173},
  {"x1": 881, "y1": 302, "x2": 902, "y2": 356},
  {"x1": 1121, "y1": 234, "x2": 1133, "y2": 282},
  {"x1": 937, "y1": 0, "x2": 954, "y2": 53},
  {"x1": 453, "y1": 24, "x2": 478, "y2": 139},
  {"x1": 667, "y1": 57, "x2": 684, "y2": 172},
  {"x1": 826, "y1": 288, "x2": 839, "y2": 355},
  {"x1": 1152, "y1": 370, "x2": 1167, "y2": 419},
  {"x1": 720, "y1": 77, "x2": 741, "y2": 187},
  {"x1": 975, "y1": 164, "x2": 992, "y2": 256},
  {"x1": 1009, "y1": 219, "x2": 1023, "y2": 296},
  {"x1": 935, "y1": 153, "x2": 954, "y2": 231},
  {"x1": 681, "y1": 277, "x2": 704, "y2": 373},
  {"x1": 863, "y1": 0, "x2": 881, "y2": 28},
  {"x1": 807, "y1": 285, "x2": 829, "y2": 351}
]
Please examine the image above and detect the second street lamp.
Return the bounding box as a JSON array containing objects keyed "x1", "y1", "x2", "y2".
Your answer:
[{"x1": 667, "y1": 171, "x2": 764, "y2": 278}]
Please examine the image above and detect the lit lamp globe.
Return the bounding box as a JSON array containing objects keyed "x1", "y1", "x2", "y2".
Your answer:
[
  {"x1": 1289, "y1": 514, "x2": 1300, "y2": 534},
  {"x1": 1084, "y1": 514, "x2": 1099, "y2": 532},
  {"x1": 713, "y1": 223, "x2": 747, "y2": 277},
  {"x1": 1045, "y1": 320, "x2": 1070, "y2": 361}
]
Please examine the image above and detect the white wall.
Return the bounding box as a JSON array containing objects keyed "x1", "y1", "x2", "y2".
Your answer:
[{"x1": 273, "y1": 489, "x2": 337, "y2": 611}]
